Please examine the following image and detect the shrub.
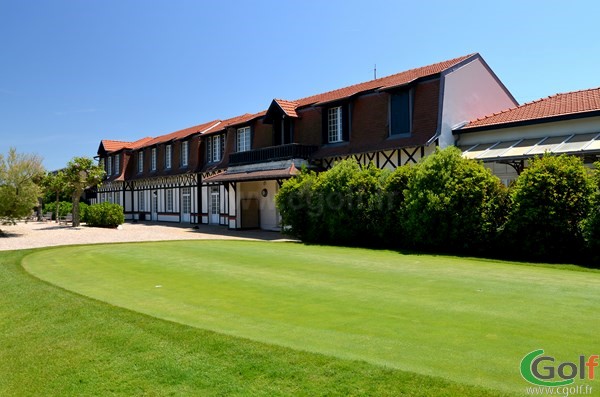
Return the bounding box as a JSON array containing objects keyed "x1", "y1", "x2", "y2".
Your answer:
[
  {"x1": 85, "y1": 202, "x2": 124, "y2": 228},
  {"x1": 379, "y1": 164, "x2": 415, "y2": 247},
  {"x1": 276, "y1": 160, "x2": 389, "y2": 246},
  {"x1": 582, "y1": 161, "x2": 600, "y2": 265},
  {"x1": 312, "y1": 160, "x2": 387, "y2": 246},
  {"x1": 43, "y1": 201, "x2": 72, "y2": 219},
  {"x1": 403, "y1": 147, "x2": 508, "y2": 254},
  {"x1": 276, "y1": 168, "x2": 319, "y2": 241},
  {"x1": 505, "y1": 154, "x2": 594, "y2": 263},
  {"x1": 79, "y1": 202, "x2": 89, "y2": 223}
]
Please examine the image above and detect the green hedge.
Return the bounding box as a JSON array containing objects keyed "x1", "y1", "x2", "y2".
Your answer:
[
  {"x1": 85, "y1": 203, "x2": 124, "y2": 228},
  {"x1": 43, "y1": 201, "x2": 72, "y2": 219},
  {"x1": 276, "y1": 148, "x2": 600, "y2": 265}
]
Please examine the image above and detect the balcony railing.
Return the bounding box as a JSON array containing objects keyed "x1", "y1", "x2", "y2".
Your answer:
[{"x1": 229, "y1": 143, "x2": 318, "y2": 166}]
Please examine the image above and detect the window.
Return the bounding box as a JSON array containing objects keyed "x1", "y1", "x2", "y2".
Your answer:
[
  {"x1": 114, "y1": 192, "x2": 121, "y2": 206},
  {"x1": 328, "y1": 106, "x2": 343, "y2": 143},
  {"x1": 138, "y1": 151, "x2": 144, "y2": 173},
  {"x1": 138, "y1": 191, "x2": 145, "y2": 211},
  {"x1": 207, "y1": 135, "x2": 223, "y2": 163},
  {"x1": 181, "y1": 141, "x2": 189, "y2": 167},
  {"x1": 114, "y1": 154, "x2": 120, "y2": 175},
  {"x1": 165, "y1": 144, "x2": 172, "y2": 169},
  {"x1": 236, "y1": 127, "x2": 251, "y2": 152},
  {"x1": 151, "y1": 148, "x2": 157, "y2": 171},
  {"x1": 166, "y1": 189, "x2": 174, "y2": 212},
  {"x1": 107, "y1": 156, "x2": 112, "y2": 175},
  {"x1": 390, "y1": 89, "x2": 412, "y2": 136}
]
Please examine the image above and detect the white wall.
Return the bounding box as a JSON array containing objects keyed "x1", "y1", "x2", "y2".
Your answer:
[
  {"x1": 440, "y1": 57, "x2": 517, "y2": 148},
  {"x1": 456, "y1": 116, "x2": 600, "y2": 146},
  {"x1": 237, "y1": 180, "x2": 280, "y2": 231}
]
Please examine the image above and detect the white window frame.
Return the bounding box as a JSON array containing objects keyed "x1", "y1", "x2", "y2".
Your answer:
[
  {"x1": 166, "y1": 189, "x2": 174, "y2": 212},
  {"x1": 328, "y1": 106, "x2": 343, "y2": 143},
  {"x1": 181, "y1": 141, "x2": 189, "y2": 167},
  {"x1": 212, "y1": 135, "x2": 221, "y2": 162},
  {"x1": 138, "y1": 190, "x2": 145, "y2": 211},
  {"x1": 151, "y1": 148, "x2": 157, "y2": 171},
  {"x1": 107, "y1": 155, "x2": 112, "y2": 175},
  {"x1": 114, "y1": 154, "x2": 120, "y2": 175},
  {"x1": 165, "y1": 144, "x2": 172, "y2": 169},
  {"x1": 236, "y1": 127, "x2": 251, "y2": 152},
  {"x1": 138, "y1": 151, "x2": 144, "y2": 173}
]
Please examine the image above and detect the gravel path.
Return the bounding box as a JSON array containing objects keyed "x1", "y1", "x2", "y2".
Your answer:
[{"x1": 0, "y1": 221, "x2": 292, "y2": 251}]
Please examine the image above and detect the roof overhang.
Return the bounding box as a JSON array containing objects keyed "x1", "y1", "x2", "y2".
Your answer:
[
  {"x1": 202, "y1": 165, "x2": 299, "y2": 183},
  {"x1": 459, "y1": 132, "x2": 600, "y2": 161}
]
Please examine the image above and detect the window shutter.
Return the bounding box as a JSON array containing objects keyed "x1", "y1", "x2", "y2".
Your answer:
[
  {"x1": 342, "y1": 104, "x2": 350, "y2": 141},
  {"x1": 207, "y1": 137, "x2": 212, "y2": 163}
]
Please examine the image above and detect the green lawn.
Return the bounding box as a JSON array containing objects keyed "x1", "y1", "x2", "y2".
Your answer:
[{"x1": 19, "y1": 241, "x2": 600, "y2": 395}]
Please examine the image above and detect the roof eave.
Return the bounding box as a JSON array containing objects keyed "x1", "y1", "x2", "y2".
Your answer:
[{"x1": 456, "y1": 110, "x2": 600, "y2": 134}]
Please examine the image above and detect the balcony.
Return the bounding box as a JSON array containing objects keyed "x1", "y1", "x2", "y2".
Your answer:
[{"x1": 229, "y1": 143, "x2": 318, "y2": 166}]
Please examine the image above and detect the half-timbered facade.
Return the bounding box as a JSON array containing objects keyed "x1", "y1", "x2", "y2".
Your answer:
[{"x1": 96, "y1": 53, "x2": 517, "y2": 230}]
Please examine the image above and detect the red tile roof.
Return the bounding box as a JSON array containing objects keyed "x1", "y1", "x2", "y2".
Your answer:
[
  {"x1": 100, "y1": 140, "x2": 131, "y2": 152},
  {"x1": 143, "y1": 120, "x2": 221, "y2": 146},
  {"x1": 201, "y1": 111, "x2": 267, "y2": 136},
  {"x1": 295, "y1": 53, "x2": 476, "y2": 107},
  {"x1": 463, "y1": 87, "x2": 600, "y2": 130},
  {"x1": 273, "y1": 99, "x2": 299, "y2": 118},
  {"x1": 100, "y1": 54, "x2": 476, "y2": 152}
]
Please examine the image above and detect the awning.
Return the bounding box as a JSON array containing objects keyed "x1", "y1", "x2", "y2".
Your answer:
[
  {"x1": 202, "y1": 164, "x2": 299, "y2": 183},
  {"x1": 460, "y1": 132, "x2": 600, "y2": 161}
]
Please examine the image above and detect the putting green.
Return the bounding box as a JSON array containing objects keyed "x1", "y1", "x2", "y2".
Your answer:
[{"x1": 23, "y1": 241, "x2": 599, "y2": 394}]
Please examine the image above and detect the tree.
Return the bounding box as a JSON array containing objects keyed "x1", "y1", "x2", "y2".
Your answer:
[
  {"x1": 42, "y1": 170, "x2": 68, "y2": 223},
  {"x1": 0, "y1": 148, "x2": 45, "y2": 231},
  {"x1": 505, "y1": 154, "x2": 594, "y2": 262},
  {"x1": 63, "y1": 157, "x2": 105, "y2": 227}
]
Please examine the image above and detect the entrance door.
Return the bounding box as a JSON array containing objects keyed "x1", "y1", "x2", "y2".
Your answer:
[
  {"x1": 152, "y1": 192, "x2": 158, "y2": 221},
  {"x1": 181, "y1": 187, "x2": 191, "y2": 223},
  {"x1": 210, "y1": 189, "x2": 220, "y2": 224}
]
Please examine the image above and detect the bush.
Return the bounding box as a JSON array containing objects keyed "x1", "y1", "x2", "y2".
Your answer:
[
  {"x1": 79, "y1": 202, "x2": 89, "y2": 223},
  {"x1": 403, "y1": 147, "x2": 508, "y2": 254},
  {"x1": 583, "y1": 161, "x2": 600, "y2": 264},
  {"x1": 276, "y1": 168, "x2": 319, "y2": 241},
  {"x1": 276, "y1": 160, "x2": 389, "y2": 246},
  {"x1": 505, "y1": 154, "x2": 594, "y2": 263},
  {"x1": 85, "y1": 202, "x2": 124, "y2": 228},
  {"x1": 43, "y1": 201, "x2": 72, "y2": 219},
  {"x1": 379, "y1": 164, "x2": 416, "y2": 247}
]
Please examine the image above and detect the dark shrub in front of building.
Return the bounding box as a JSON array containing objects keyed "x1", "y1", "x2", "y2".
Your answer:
[{"x1": 85, "y1": 202, "x2": 125, "y2": 228}]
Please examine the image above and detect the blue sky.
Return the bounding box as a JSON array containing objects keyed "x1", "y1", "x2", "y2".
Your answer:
[{"x1": 1, "y1": 0, "x2": 599, "y2": 170}]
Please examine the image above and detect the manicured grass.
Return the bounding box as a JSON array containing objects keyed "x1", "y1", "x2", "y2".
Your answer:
[
  {"x1": 22, "y1": 241, "x2": 600, "y2": 395},
  {"x1": 1, "y1": 249, "x2": 507, "y2": 397}
]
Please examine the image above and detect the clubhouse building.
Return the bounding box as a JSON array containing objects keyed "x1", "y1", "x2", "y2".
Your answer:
[{"x1": 95, "y1": 53, "x2": 600, "y2": 230}]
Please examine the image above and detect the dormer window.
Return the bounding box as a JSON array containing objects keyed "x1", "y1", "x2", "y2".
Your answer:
[
  {"x1": 114, "y1": 154, "x2": 120, "y2": 175},
  {"x1": 236, "y1": 127, "x2": 251, "y2": 152},
  {"x1": 165, "y1": 144, "x2": 172, "y2": 169},
  {"x1": 328, "y1": 107, "x2": 343, "y2": 143},
  {"x1": 107, "y1": 156, "x2": 112, "y2": 175},
  {"x1": 181, "y1": 141, "x2": 189, "y2": 167},
  {"x1": 207, "y1": 134, "x2": 224, "y2": 163},
  {"x1": 138, "y1": 151, "x2": 144, "y2": 173},
  {"x1": 390, "y1": 89, "x2": 413, "y2": 137},
  {"x1": 151, "y1": 148, "x2": 157, "y2": 171},
  {"x1": 323, "y1": 104, "x2": 349, "y2": 144}
]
